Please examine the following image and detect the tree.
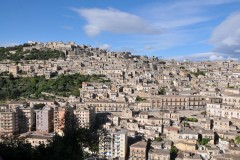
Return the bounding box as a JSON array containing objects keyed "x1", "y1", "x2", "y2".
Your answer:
[
  {"x1": 170, "y1": 146, "x2": 178, "y2": 160},
  {"x1": 183, "y1": 122, "x2": 190, "y2": 127},
  {"x1": 235, "y1": 136, "x2": 240, "y2": 144},
  {"x1": 186, "y1": 118, "x2": 198, "y2": 122},
  {"x1": 33, "y1": 103, "x2": 45, "y2": 109},
  {"x1": 8, "y1": 73, "x2": 14, "y2": 80},
  {"x1": 155, "y1": 137, "x2": 163, "y2": 142},
  {"x1": 158, "y1": 88, "x2": 166, "y2": 95},
  {"x1": 0, "y1": 137, "x2": 33, "y2": 160},
  {"x1": 201, "y1": 111, "x2": 207, "y2": 116},
  {"x1": 136, "y1": 96, "x2": 146, "y2": 102},
  {"x1": 199, "y1": 138, "x2": 210, "y2": 145},
  {"x1": 191, "y1": 71, "x2": 205, "y2": 77},
  {"x1": 0, "y1": 73, "x2": 107, "y2": 101}
]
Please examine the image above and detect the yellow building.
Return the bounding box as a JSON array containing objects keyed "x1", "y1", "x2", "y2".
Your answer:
[
  {"x1": 129, "y1": 141, "x2": 147, "y2": 160},
  {"x1": 175, "y1": 142, "x2": 196, "y2": 152}
]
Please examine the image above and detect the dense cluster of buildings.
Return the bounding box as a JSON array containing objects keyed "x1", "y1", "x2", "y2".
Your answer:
[{"x1": 1, "y1": 41, "x2": 240, "y2": 159}]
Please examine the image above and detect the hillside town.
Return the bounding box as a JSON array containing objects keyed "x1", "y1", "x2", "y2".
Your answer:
[{"x1": 1, "y1": 41, "x2": 240, "y2": 160}]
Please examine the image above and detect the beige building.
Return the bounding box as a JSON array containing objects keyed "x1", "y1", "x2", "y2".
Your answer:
[
  {"x1": 129, "y1": 141, "x2": 147, "y2": 160},
  {"x1": 206, "y1": 103, "x2": 240, "y2": 120},
  {"x1": 85, "y1": 101, "x2": 128, "y2": 112},
  {"x1": 18, "y1": 106, "x2": 34, "y2": 133},
  {"x1": 213, "y1": 117, "x2": 230, "y2": 131},
  {"x1": 25, "y1": 133, "x2": 53, "y2": 147},
  {"x1": 29, "y1": 99, "x2": 55, "y2": 108},
  {"x1": 0, "y1": 108, "x2": 19, "y2": 135},
  {"x1": 222, "y1": 95, "x2": 240, "y2": 107},
  {"x1": 121, "y1": 108, "x2": 133, "y2": 118},
  {"x1": 9, "y1": 65, "x2": 19, "y2": 76},
  {"x1": 175, "y1": 142, "x2": 196, "y2": 152},
  {"x1": 54, "y1": 107, "x2": 65, "y2": 135},
  {"x1": 164, "y1": 126, "x2": 179, "y2": 142},
  {"x1": 74, "y1": 104, "x2": 95, "y2": 128},
  {"x1": 151, "y1": 95, "x2": 205, "y2": 111},
  {"x1": 8, "y1": 100, "x2": 27, "y2": 109},
  {"x1": 148, "y1": 149, "x2": 170, "y2": 160},
  {"x1": 178, "y1": 129, "x2": 199, "y2": 144}
]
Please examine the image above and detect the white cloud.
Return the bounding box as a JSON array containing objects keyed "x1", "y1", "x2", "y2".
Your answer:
[
  {"x1": 142, "y1": 0, "x2": 237, "y2": 29},
  {"x1": 72, "y1": 8, "x2": 162, "y2": 36},
  {"x1": 210, "y1": 12, "x2": 240, "y2": 46},
  {"x1": 70, "y1": 1, "x2": 239, "y2": 60},
  {"x1": 209, "y1": 12, "x2": 240, "y2": 59},
  {"x1": 173, "y1": 52, "x2": 226, "y2": 61},
  {"x1": 166, "y1": 10, "x2": 240, "y2": 61},
  {"x1": 158, "y1": 17, "x2": 210, "y2": 28},
  {"x1": 209, "y1": 54, "x2": 225, "y2": 61},
  {"x1": 99, "y1": 44, "x2": 111, "y2": 50}
]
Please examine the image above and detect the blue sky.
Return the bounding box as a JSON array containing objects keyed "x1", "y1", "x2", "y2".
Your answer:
[{"x1": 1, "y1": 0, "x2": 240, "y2": 61}]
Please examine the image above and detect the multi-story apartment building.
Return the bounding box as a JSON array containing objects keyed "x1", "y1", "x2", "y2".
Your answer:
[
  {"x1": 18, "y1": 106, "x2": 34, "y2": 133},
  {"x1": 0, "y1": 108, "x2": 19, "y2": 135},
  {"x1": 54, "y1": 107, "x2": 65, "y2": 135},
  {"x1": 85, "y1": 101, "x2": 128, "y2": 112},
  {"x1": 99, "y1": 129, "x2": 128, "y2": 160},
  {"x1": 148, "y1": 149, "x2": 170, "y2": 160},
  {"x1": 8, "y1": 100, "x2": 27, "y2": 109},
  {"x1": 222, "y1": 95, "x2": 240, "y2": 107},
  {"x1": 206, "y1": 103, "x2": 240, "y2": 119},
  {"x1": 29, "y1": 99, "x2": 55, "y2": 108},
  {"x1": 74, "y1": 104, "x2": 95, "y2": 128},
  {"x1": 213, "y1": 117, "x2": 230, "y2": 131},
  {"x1": 7, "y1": 101, "x2": 34, "y2": 133},
  {"x1": 151, "y1": 95, "x2": 205, "y2": 111},
  {"x1": 129, "y1": 141, "x2": 147, "y2": 160},
  {"x1": 36, "y1": 106, "x2": 54, "y2": 134},
  {"x1": 178, "y1": 129, "x2": 199, "y2": 144}
]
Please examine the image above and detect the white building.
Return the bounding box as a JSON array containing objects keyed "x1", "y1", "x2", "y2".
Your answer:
[
  {"x1": 36, "y1": 106, "x2": 54, "y2": 134},
  {"x1": 74, "y1": 104, "x2": 95, "y2": 128},
  {"x1": 99, "y1": 129, "x2": 128, "y2": 160}
]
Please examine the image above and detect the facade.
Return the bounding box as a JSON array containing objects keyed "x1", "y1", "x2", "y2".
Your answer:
[
  {"x1": 74, "y1": 104, "x2": 95, "y2": 128},
  {"x1": 36, "y1": 106, "x2": 54, "y2": 134},
  {"x1": 129, "y1": 141, "x2": 147, "y2": 160},
  {"x1": 165, "y1": 126, "x2": 179, "y2": 142},
  {"x1": 54, "y1": 107, "x2": 65, "y2": 135},
  {"x1": 178, "y1": 129, "x2": 199, "y2": 144},
  {"x1": 9, "y1": 66, "x2": 19, "y2": 76},
  {"x1": 151, "y1": 95, "x2": 205, "y2": 111},
  {"x1": 18, "y1": 106, "x2": 34, "y2": 133},
  {"x1": 206, "y1": 103, "x2": 240, "y2": 119},
  {"x1": 148, "y1": 149, "x2": 170, "y2": 160},
  {"x1": 121, "y1": 108, "x2": 133, "y2": 118},
  {"x1": 0, "y1": 108, "x2": 19, "y2": 135},
  {"x1": 175, "y1": 142, "x2": 196, "y2": 152},
  {"x1": 85, "y1": 101, "x2": 128, "y2": 112},
  {"x1": 99, "y1": 129, "x2": 128, "y2": 160},
  {"x1": 213, "y1": 118, "x2": 230, "y2": 131},
  {"x1": 29, "y1": 100, "x2": 55, "y2": 108},
  {"x1": 25, "y1": 134, "x2": 53, "y2": 147}
]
